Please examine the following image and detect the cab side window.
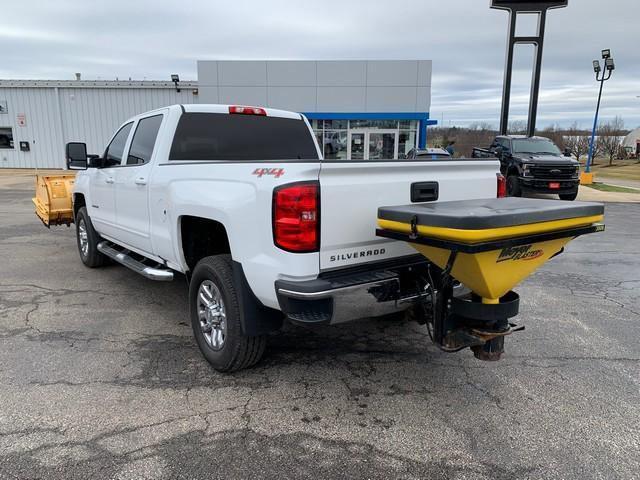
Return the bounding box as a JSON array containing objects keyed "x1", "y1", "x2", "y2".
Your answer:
[
  {"x1": 127, "y1": 115, "x2": 163, "y2": 165},
  {"x1": 104, "y1": 122, "x2": 133, "y2": 165},
  {"x1": 499, "y1": 138, "x2": 511, "y2": 153}
]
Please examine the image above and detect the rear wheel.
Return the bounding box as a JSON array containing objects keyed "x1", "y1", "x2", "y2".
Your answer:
[
  {"x1": 506, "y1": 175, "x2": 522, "y2": 197},
  {"x1": 189, "y1": 255, "x2": 266, "y2": 372},
  {"x1": 75, "y1": 207, "x2": 107, "y2": 268},
  {"x1": 559, "y1": 191, "x2": 578, "y2": 201}
]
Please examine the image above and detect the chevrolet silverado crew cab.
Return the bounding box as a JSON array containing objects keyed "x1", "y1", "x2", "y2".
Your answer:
[
  {"x1": 472, "y1": 135, "x2": 580, "y2": 201},
  {"x1": 66, "y1": 104, "x2": 501, "y2": 372}
]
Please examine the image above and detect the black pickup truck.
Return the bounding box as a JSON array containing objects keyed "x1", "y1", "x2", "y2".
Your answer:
[{"x1": 472, "y1": 135, "x2": 580, "y2": 201}]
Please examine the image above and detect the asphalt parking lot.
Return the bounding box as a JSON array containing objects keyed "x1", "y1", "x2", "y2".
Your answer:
[{"x1": 1, "y1": 175, "x2": 639, "y2": 480}]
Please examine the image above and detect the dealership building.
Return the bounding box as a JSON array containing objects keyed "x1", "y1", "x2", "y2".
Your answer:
[{"x1": 0, "y1": 60, "x2": 434, "y2": 169}]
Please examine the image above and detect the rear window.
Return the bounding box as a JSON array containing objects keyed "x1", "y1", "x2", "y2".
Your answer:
[{"x1": 169, "y1": 112, "x2": 319, "y2": 161}]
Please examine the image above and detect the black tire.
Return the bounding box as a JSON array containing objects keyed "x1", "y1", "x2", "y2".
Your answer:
[
  {"x1": 75, "y1": 207, "x2": 107, "y2": 268},
  {"x1": 506, "y1": 175, "x2": 522, "y2": 197},
  {"x1": 189, "y1": 255, "x2": 266, "y2": 372},
  {"x1": 559, "y1": 191, "x2": 578, "y2": 201}
]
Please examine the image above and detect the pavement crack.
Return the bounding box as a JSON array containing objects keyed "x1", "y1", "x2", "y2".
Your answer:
[{"x1": 461, "y1": 364, "x2": 504, "y2": 410}]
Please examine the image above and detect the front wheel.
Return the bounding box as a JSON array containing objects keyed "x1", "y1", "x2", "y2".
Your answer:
[
  {"x1": 559, "y1": 191, "x2": 578, "y2": 201},
  {"x1": 506, "y1": 175, "x2": 522, "y2": 197},
  {"x1": 189, "y1": 255, "x2": 266, "y2": 372}
]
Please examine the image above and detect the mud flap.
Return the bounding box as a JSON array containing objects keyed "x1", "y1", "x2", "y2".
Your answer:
[{"x1": 232, "y1": 261, "x2": 283, "y2": 336}]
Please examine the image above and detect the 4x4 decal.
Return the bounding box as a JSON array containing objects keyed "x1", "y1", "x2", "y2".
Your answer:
[{"x1": 253, "y1": 168, "x2": 285, "y2": 178}]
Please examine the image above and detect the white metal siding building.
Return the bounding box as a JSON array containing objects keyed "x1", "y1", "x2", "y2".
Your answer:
[
  {"x1": 0, "y1": 60, "x2": 434, "y2": 168},
  {"x1": 0, "y1": 80, "x2": 197, "y2": 169}
]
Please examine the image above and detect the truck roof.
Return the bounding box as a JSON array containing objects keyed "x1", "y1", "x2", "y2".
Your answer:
[
  {"x1": 122, "y1": 104, "x2": 306, "y2": 125},
  {"x1": 182, "y1": 104, "x2": 303, "y2": 120}
]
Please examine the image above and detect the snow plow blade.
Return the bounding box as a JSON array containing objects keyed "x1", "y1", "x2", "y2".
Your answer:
[{"x1": 32, "y1": 174, "x2": 76, "y2": 227}]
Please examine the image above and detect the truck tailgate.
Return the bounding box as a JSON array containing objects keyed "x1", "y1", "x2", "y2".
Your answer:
[{"x1": 318, "y1": 160, "x2": 499, "y2": 271}]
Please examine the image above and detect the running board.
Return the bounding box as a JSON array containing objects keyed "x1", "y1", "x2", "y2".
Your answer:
[{"x1": 97, "y1": 242, "x2": 174, "y2": 281}]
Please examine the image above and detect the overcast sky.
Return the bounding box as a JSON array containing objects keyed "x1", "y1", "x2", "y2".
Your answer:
[{"x1": 3, "y1": 0, "x2": 639, "y2": 129}]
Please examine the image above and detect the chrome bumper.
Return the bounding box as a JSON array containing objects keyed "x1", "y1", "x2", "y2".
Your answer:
[{"x1": 275, "y1": 256, "x2": 428, "y2": 325}]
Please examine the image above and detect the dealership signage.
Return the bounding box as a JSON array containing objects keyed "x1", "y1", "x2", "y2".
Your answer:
[{"x1": 17, "y1": 113, "x2": 26, "y2": 127}]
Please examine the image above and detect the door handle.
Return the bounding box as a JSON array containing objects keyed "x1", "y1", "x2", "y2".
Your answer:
[
  {"x1": 105, "y1": 177, "x2": 114, "y2": 184},
  {"x1": 134, "y1": 177, "x2": 147, "y2": 185}
]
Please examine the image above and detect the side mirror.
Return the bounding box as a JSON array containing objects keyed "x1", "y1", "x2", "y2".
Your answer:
[
  {"x1": 493, "y1": 146, "x2": 503, "y2": 156},
  {"x1": 66, "y1": 142, "x2": 88, "y2": 170},
  {"x1": 563, "y1": 148, "x2": 572, "y2": 157}
]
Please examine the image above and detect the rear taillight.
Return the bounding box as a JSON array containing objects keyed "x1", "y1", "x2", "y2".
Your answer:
[
  {"x1": 229, "y1": 105, "x2": 267, "y2": 116},
  {"x1": 497, "y1": 173, "x2": 507, "y2": 198},
  {"x1": 273, "y1": 182, "x2": 319, "y2": 253}
]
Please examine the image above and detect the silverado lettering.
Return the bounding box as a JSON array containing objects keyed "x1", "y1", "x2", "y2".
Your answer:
[{"x1": 330, "y1": 248, "x2": 386, "y2": 262}]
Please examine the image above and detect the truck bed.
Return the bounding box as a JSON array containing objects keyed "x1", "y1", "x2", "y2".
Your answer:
[{"x1": 318, "y1": 157, "x2": 500, "y2": 271}]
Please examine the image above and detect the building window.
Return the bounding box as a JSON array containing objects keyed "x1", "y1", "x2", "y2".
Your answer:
[
  {"x1": 398, "y1": 130, "x2": 417, "y2": 159},
  {"x1": 323, "y1": 120, "x2": 347, "y2": 130},
  {"x1": 399, "y1": 120, "x2": 417, "y2": 129},
  {"x1": 324, "y1": 130, "x2": 348, "y2": 159},
  {"x1": 0, "y1": 127, "x2": 14, "y2": 149},
  {"x1": 311, "y1": 120, "x2": 348, "y2": 160},
  {"x1": 310, "y1": 118, "x2": 420, "y2": 160}
]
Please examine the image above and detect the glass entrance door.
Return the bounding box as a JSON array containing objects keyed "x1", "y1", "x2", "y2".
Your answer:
[
  {"x1": 368, "y1": 131, "x2": 396, "y2": 160},
  {"x1": 350, "y1": 132, "x2": 365, "y2": 160},
  {"x1": 349, "y1": 130, "x2": 397, "y2": 160}
]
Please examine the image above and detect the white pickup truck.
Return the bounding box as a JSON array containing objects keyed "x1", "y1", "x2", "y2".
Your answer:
[{"x1": 66, "y1": 104, "x2": 501, "y2": 371}]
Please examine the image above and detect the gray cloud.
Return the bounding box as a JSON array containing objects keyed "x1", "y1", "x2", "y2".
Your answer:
[{"x1": 3, "y1": 0, "x2": 639, "y2": 128}]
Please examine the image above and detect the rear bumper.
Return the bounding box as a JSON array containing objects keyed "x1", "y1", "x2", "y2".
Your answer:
[
  {"x1": 520, "y1": 177, "x2": 579, "y2": 194},
  {"x1": 275, "y1": 255, "x2": 428, "y2": 325}
]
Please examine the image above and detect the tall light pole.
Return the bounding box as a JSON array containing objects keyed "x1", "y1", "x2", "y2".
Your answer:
[
  {"x1": 583, "y1": 49, "x2": 615, "y2": 184},
  {"x1": 491, "y1": 0, "x2": 568, "y2": 137}
]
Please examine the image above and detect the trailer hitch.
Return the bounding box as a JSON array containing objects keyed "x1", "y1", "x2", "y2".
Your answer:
[
  {"x1": 419, "y1": 261, "x2": 523, "y2": 361},
  {"x1": 442, "y1": 322, "x2": 525, "y2": 360}
]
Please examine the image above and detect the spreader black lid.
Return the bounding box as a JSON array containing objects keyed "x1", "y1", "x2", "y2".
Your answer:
[{"x1": 378, "y1": 197, "x2": 604, "y2": 230}]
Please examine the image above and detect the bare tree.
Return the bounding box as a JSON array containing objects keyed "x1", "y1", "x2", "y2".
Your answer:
[
  {"x1": 468, "y1": 122, "x2": 494, "y2": 131},
  {"x1": 540, "y1": 124, "x2": 565, "y2": 150},
  {"x1": 508, "y1": 120, "x2": 527, "y2": 135},
  {"x1": 597, "y1": 117, "x2": 626, "y2": 166},
  {"x1": 563, "y1": 122, "x2": 590, "y2": 163},
  {"x1": 427, "y1": 125, "x2": 497, "y2": 157},
  {"x1": 423, "y1": 120, "x2": 629, "y2": 162}
]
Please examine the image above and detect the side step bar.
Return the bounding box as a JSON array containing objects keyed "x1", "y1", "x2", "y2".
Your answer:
[{"x1": 97, "y1": 242, "x2": 174, "y2": 281}]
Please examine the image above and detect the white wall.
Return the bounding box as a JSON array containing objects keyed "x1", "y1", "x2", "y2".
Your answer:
[
  {"x1": 197, "y1": 60, "x2": 432, "y2": 114},
  {"x1": 0, "y1": 83, "x2": 197, "y2": 169}
]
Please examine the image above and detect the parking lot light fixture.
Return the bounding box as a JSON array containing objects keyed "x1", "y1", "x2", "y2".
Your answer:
[
  {"x1": 592, "y1": 60, "x2": 601, "y2": 73},
  {"x1": 171, "y1": 74, "x2": 180, "y2": 93},
  {"x1": 583, "y1": 50, "x2": 615, "y2": 182},
  {"x1": 605, "y1": 58, "x2": 615, "y2": 71}
]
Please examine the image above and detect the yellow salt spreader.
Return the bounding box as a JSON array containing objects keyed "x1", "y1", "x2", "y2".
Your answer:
[
  {"x1": 377, "y1": 197, "x2": 604, "y2": 360},
  {"x1": 32, "y1": 173, "x2": 76, "y2": 227}
]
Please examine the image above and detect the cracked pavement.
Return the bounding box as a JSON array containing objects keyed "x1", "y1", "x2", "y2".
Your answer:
[{"x1": 0, "y1": 175, "x2": 638, "y2": 479}]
